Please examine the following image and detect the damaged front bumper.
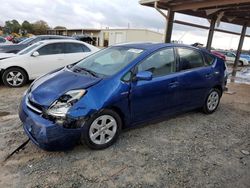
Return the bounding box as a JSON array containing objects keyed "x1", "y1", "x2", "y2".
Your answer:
[{"x1": 19, "y1": 96, "x2": 85, "y2": 151}]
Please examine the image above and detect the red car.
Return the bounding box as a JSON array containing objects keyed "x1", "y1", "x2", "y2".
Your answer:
[
  {"x1": 211, "y1": 51, "x2": 226, "y2": 61},
  {"x1": 5, "y1": 35, "x2": 14, "y2": 42}
]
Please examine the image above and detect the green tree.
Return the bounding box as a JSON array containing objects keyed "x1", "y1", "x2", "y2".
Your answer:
[
  {"x1": 32, "y1": 20, "x2": 49, "y2": 35},
  {"x1": 22, "y1": 20, "x2": 33, "y2": 33},
  {"x1": 54, "y1": 26, "x2": 67, "y2": 30},
  {"x1": 4, "y1": 19, "x2": 21, "y2": 33}
]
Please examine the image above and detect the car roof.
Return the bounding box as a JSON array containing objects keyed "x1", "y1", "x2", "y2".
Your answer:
[
  {"x1": 113, "y1": 42, "x2": 202, "y2": 51},
  {"x1": 37, "y1": 39, "x2": 84, "y2": 44},
  {"x1": 33, "y1": 35, "x2": 71, "y2": 38}
]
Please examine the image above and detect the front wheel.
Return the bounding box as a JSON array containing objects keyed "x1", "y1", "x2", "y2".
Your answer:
[
  {"x1": 2, "y1": 67, "x2": 28, "y2": 87},
  {"x1": 81, "y1": 109, "x2": 122, "y2": 149},
  {"x1": 203, "y1": 88, "x2": 221, "y2": 114}
]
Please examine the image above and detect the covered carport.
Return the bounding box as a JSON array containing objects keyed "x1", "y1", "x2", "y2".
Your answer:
[{"x1": 139, "y1": 0, "x2": 250, "y2": 81}]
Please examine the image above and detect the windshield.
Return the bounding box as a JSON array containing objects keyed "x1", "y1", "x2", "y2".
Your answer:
[
  {"x1": 18, "y1": 42, "x2": 43, "y2": 55},
  {"x1": 72, "y1": 46, "x2": 144, "y2": 77},
  {"x1": 19, "y1": 37, "x2": 35, "y2": 44}
]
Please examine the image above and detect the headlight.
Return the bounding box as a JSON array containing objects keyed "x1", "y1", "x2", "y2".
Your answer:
[{"x1": 46, "y1": 89, "x2": 86, "y2": 118}]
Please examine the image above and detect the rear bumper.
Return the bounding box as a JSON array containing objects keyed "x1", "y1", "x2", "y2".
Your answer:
[{"x1": 19, "y1": 96, "x2": 83, "y2": 151}]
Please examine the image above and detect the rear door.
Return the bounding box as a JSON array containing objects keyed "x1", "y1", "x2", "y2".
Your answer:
[
  {"x1": 175, "y1": 47, "x2": 216, "y2": 109},
  {"x1": 130, "y1": 47, "x2": 180, "y2": 123},
  {"x1": 64, "y1": 43, "x2": 92, "y2": 64},
  {"x1": 28, "y1": 43, "x2": 66, "y2": 78}
]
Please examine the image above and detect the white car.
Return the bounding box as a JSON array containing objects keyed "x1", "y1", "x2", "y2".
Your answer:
[
  {"x1": 219, "y1": 51, "x2": 249, "y2": 66},
  {"x1": 0, "y1": 39, "x2": 99, "y2": 87},
  {"x1": 0, "y1": 36, "x2": 12, "y2": 45},
  {"x1": 0, "y1": 52, "x2": 17, "y2": 60}
]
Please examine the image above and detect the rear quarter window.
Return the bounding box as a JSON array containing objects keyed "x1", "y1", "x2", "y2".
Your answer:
[
  {"x1": 204, "y1": 53, "x2": 215, "y2": 65},
  {"x1": 64, "y1": 43, "x2": 90, "y2": 53},
  {"x1": 177, "y1": 47, "x2": 205, "y2": 71}
]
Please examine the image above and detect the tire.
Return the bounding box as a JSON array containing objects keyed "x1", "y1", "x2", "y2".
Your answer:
[
  {"x1": 2, "y1": 67, "x2": 28, "y2": 87},
  {"x1": 81, "y1": 109, "x2": 122, "y2": 149},
  {"x1": 239, "y1": 61, "x2": 244, "y2": 67},
  {"x1": 202, "y1": 88, "x2": 221, "y2": 114}
]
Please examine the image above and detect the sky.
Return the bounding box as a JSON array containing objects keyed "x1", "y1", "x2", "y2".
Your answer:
[{"x1": 0, "y1": 0, "x2": 250, "y2": 50}]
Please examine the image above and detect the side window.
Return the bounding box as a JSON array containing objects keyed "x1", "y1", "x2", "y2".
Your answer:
[
  {"x1": 0, "y1": 37, "x2": 6, "y2": 43},
  {"x1": 64, "y1": 43, "x2": 90, "y2": 53},
  {"x1": 138, "y1": 48, "x2": 176, "y2": 77},
  {"x1": 227, "y1": 52, "x2": 235, "y2": 57},
  {"x1": 177, "y1": 48, "x2": 205, "y2": 71},
  {"x1": 204, "y1": 53, "x2": 215, "y2": 65},
  {"x1": 29, "y1": 38, "x2": 39, "y2": 45},
  {"x1": 122, "y1": 71, "x2": 132, "y2": 82},
  {"x1": 37, "y1": 43, "x2": 64, "y2": 55},
  {"x1": 81, "y1": 44, "x2": 91, "y2": 52},
  {"x1": 219, "y1": 51, "x2": 226, "y2": 55}
]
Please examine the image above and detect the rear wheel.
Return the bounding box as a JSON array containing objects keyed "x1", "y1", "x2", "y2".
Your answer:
[
  {"x1": 81, "y1": 109, "x2": 122, "y2": 149},
  {"x1": 2, "y1": 67, "x2": 28, "y2": 87},
  {"x1": 203, "y1": 88, "x2": 221, "y2": 114}
]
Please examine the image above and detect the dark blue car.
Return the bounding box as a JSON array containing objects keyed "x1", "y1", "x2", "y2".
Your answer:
[{"x1": 19, "y1": 43, "x2": 227, "y2": 150}]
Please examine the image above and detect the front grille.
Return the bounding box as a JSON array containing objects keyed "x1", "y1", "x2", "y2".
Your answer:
[
  {"x1": 29, "y1": 100, "x2": 43, "y2": 111},
  {"x1": 26, "y1": 98, "x2": 43, "y2": 114}
]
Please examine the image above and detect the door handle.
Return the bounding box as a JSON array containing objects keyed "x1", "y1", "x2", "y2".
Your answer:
[
  {"x1": 168, "y1": 81, "x2": 179, "y2": 88},
  {"x1": 205, "y1": 71, "x2": 219, "y2": 78},
  {"x1": 214, "y1": 71, "x2": 220, "y2": 75},
  {"x1": 205, "y1": 73, "x2": 213, "y2": 78}
]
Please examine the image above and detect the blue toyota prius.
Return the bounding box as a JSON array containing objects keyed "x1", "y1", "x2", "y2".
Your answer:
[{"x1": 19, "y1": 43, "x2": 227, "y2": 150}]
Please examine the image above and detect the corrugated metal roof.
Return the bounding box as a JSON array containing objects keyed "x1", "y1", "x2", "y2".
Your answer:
[{"x1": 140, "y1": 0, "x2": 250, "y2": 26}]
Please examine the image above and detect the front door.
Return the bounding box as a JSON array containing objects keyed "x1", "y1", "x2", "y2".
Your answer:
[
  {"x1": 29, "y1": 43, "x2": 66, "y2": 78},
  {"x1": 130, "y1": 47, "x2": 180, "y2": 123}
]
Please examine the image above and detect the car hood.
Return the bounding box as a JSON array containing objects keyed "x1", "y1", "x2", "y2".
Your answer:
[
  {"x1": 28, "y1": 68, "x2": 102, "y2": 107},
  {"x1": 0, "y1": 53, "x2": 17, "y2": 60}
]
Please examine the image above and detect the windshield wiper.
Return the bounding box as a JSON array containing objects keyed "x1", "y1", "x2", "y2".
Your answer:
[{"x1": 74, "y1": 67, "x2": 98, "y2": 77}]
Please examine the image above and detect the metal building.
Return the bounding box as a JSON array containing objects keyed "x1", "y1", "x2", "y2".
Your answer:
[{"x1": 47, "y1": 28, "x2": 163, "y2": 47}]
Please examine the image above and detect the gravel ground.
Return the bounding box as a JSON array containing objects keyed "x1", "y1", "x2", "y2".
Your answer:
[{"x1": 0, "y1": 83, "x2": 249, "y2": 188}]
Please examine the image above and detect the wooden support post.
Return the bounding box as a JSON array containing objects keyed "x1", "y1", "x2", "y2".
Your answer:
[
  {"x1": 231, "y1": 23, "x2": 247, "y2": 82},
  {"x1": 154, "y1": 2, "x2": 175, "y2": 43},
  {"x1": 165, "y1": 10, "x2": 175, "y2": 43},
  {"x1": 206, "y1": 16, "x2": 217, "y2": 51}
]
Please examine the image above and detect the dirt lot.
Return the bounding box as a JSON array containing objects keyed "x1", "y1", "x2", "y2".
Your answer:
[{"x1": 0, "y1": 83, "x2": 249, "y2": 188}]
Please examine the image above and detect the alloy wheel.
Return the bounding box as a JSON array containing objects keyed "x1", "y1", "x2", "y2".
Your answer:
[
  {"x1": 6, "y1": 71, "x2": 24, "y2": 86},
  {"x1": 207, "y1": 91, "x2": 219, "y2": 111},
  {"x1": 89, "y1": 115, "x2": 117, "y2": 145}
]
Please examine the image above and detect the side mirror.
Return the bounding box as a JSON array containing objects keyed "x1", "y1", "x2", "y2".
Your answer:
[
  {"x1": 32, "y1": 51, "x2": 39, "y2": 57},
  {"x1": 135, "y1": 71, "x2": 152, "y2": 81}
]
